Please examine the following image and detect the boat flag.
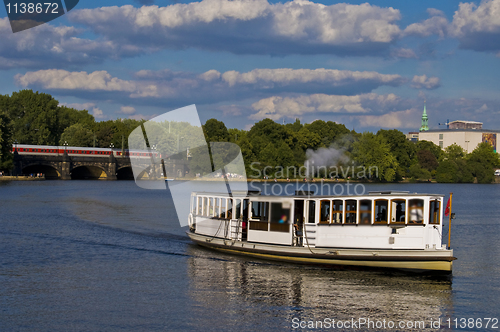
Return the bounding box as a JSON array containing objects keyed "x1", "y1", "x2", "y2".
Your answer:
[{"x1": 445, "y1": 197, "x2": 451, "y2": 216}]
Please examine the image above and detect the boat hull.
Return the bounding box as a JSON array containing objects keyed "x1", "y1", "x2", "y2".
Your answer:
[{"x1": 187, "y1": 231, "x2": 455, "y2": 273}]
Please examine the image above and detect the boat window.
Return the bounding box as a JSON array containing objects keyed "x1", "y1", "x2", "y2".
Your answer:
[
  {"x1": 235, "y1": 199, "x2": 241, "y2": 219},
  {"x1": 251, "y1": 201, "x2": 269, "y2": 222},
  {"x1": 429, "y1": 199, "x2": 440, "y2": 224},
  {"x1": 307, "y1": 200, "x2": 316, "y2": 223},
  {"x1": 409, "y1": 199, "x2": 424, "y2": 224},
  {"x1": 320, "y1": 200, "x2": 330, "y2": 224},
  {"x1": 191, "y1": 195, "x2": 196, "y2": 213},
  {"x1": 391, "y1": 199, "x2": 406, "y2": 223},
  {"x1": 220, "y1": 198, "x2": 227, "y2": 219},
  {"x1": 242, "y1": 199, "x2": 249, "y2": 221},
  {"x1": 359, "y1": 200, "x2": 372, "y2": 225},
  {"x1": 227, "y1": 199, "x2": 233, "y2": 219},
  {"x1": 345, "y1": 200, "x2": 357, "y2": 224},
  {"x1": 269, "y1": 202, "x2": 290, "y2": 232},
  {"x1": 198, "y1": 197, "x2": 203, "y2": 215},
  {"x1": 209, "y1": 198, "x2": 215, "y2": 217},
  {"x1": 332, "y1": 200, "x2": 343, "y2": 224},
  {"x1": 214, "y1": 198, "x2": 220, "y2": 218},
  {"x1": 203, "y1": 197, "x2": 208, "y2": 216},
  {"x1": 374, "y1": 200, "x2": 388, "y2": 223}
]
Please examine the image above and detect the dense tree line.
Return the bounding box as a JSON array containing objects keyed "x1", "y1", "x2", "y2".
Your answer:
[
  {"x1": 0, "y1": 90, "x2": 498, "y2": 182},
  {"x1": 201, "y1": 119, "x2": 499, "y2": 183}
]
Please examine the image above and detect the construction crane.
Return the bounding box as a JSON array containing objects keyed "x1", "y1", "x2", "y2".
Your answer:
[{"x1": 438, "y1": 119, "x2": 450, "y2": 129}]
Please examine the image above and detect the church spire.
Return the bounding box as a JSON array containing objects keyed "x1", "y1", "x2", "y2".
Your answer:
[{"x1": 419, "y1": 100, "x2": 429, "y2": 131}]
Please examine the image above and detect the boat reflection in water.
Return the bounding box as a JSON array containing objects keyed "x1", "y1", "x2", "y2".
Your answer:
[{"x1": 186, "y1": 247, "x2": 453, "y2": 330}]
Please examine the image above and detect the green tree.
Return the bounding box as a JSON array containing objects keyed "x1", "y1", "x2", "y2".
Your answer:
[
  {"x1": 2, "y1": 90, "x2": 97, "y2": 146},
  {"x1": 248, "y1": 119, "x2": 289, "y2": 152},
  {"x1": 467, "y1": 142, "x2": 500, "y2": 183},
  {"x1": 295, "y1": 127, "x2": 322, "y2": 151},
  {"x1": 377, "y1": 129, "x2": 416, "y2": 180},
  {"x1": 436, "y1": 144, "x2": 474, "y2": 183},
  {"x1": 416, "y1": 149, "x2": 438, "y2": 172},
  {"x1": 416, "y1": 140, "x2": 442, "y2": 161},
  {"x1": 285, "y1": 118, "x2": 303, "y2": 133},
  {"x1": 203, "y1": 119, "x2": 229, "y2": 143},
  {"x1": 0, "y1": 110, "x2": 13, "y2": 171},
  {"x1": 444, "y1": 144, "x2": 466, "y2": 161},
  {"x1": 112, "y1": 118, "x2": 144, "y2": 149},
  {"x1": 235, "y1": 133, "x2": 257, "y2": 177},
  {"x1": 57, "y1": 106, "x2": 95, "y2": 143},
  {"x1": 275, "y1": 141, "x2": 295, "y2": 170},
  {"x1": 6, "y1": 90, "x2": 60, "y2": 145},
  {"x1": 94, "y1": 122, "x2": 114, "y2": 148},
  {"x1": 351, "y1": 132, "x2": 398, "y2": 182},
  {"x1": 408, "y1": 164, "x2": 431, "y2": 181},
  {"x1": 435, "y1": 160, "x2": 458, "y2": 183},
  {"x1": 305, "y1": 120, "x2": 350, "y2": 148},
  {"x1": 228, "y1": 128, "x2": 246, "y2": 143},
  {"x1": 60, "y1": 123, "x2": 94, "y2": 147}
]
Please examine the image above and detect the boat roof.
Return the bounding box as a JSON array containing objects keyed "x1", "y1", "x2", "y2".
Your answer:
[{"x1": 193, "y1": 190, "x2": 444, "y2": 198}]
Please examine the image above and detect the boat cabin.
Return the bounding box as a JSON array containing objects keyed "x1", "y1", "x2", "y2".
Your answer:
[{"x1": 189, "y1": 191, "x2": 445, "y2": 250}]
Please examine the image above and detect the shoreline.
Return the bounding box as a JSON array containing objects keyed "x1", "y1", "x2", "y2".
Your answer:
[
  {"x1": 0, "y1": 176, "x2": 46, "y2": 181},
  {"x1": 2, "y1": 176, "x2": 498, "y2": 183}
]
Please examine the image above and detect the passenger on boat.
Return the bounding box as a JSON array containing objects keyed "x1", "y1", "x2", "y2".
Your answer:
[{"x1": 294, "y1": 222, "x2": 303, "y2": 246}]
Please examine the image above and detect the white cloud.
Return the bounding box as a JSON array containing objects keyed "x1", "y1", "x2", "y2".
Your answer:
[
  {"x1": 404, "y1": 15, "x2": 449, "y2": 38},
  {"x1": 390, "y1": 48, "x2": 418, "y2": 59},
  {"x1": 0, "y1": 18, "x2": 139, "y2": 69},
  {"x1": 92, "y1": 107, "x2": 106, "y2": 120},
  {"x1": 119, "y1": 106, "x2": 137, "y2": 115},
  {"x1": 60, "y1": 102, "x2": 107, "y2": 120},
  {"x1": 16, "y1": 69, "x2": 137, "y2": 92},
  {"x1": 476, "y1": 103, "x2": 489, "y2": 113},
  {"x1": 219, "y1": 105, "x2": 243, "y2": 117},
  {"x1": 427, "y1": 8, "x2": 446, "y2": 18},
  {"x1": 450, "y1": 0, "x2": 500, "y2": 52},
  {"x1": 250, "y1": 93, "x2": 400, "y2": 120},
  {"x1": 355, "y1": 109, "x2": 418, "y2": 128},
  {"x1": 219, "y1": 68, "x2": 405, "y2": 87},
  {"x1": 16, "y1": 68, "x2": 407, "y2": 105},
  {"x1": 69, "y1": 0, "x2": 403, "y2": 56},
  {"x1": 410, "y1": 75, "x2": 441, "y2": 90}
]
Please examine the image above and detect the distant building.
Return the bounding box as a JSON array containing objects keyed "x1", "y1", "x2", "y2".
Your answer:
[
  {"x1": 419, "y1": 128, "x2": 498, "y2": 153},
  {"x1": 407, "y1": 103, "x2": 498, "y2": 153},
  {"x1": 448, "y1": 120, "x2": 483, "y2": 130},
  {"x1": 406, "y1": 132, "x2": 419, "y2": 142}
]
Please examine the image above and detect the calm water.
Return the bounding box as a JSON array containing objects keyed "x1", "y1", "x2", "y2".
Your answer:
[{"x1": 1, "y1": 180, "x2": 499, "y2": 331}]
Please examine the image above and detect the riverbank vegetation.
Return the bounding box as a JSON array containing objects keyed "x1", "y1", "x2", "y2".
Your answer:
[{"x1": 0, "y1": 90, "x2": 499, "y2": 183}]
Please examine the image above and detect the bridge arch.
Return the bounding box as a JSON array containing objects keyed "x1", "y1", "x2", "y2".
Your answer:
[
  {"x1": 71, "y1": 165, "x2": 110, "y2": 180},
  {"x1": 22, "y1": 164, "x2": 60, "y2": 179},
  {"x1": 117, "y1": 166, "x2": 134, "y2": 180}
]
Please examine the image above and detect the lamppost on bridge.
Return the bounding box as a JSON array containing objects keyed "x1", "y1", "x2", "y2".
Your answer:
[
  {"x1": 63, "y1": 141, "x2": 68, "y2": 154},
  {"x1": 151, "y1": 144, "x2": 159, "y2": 178},
  {"x1": 110, "y1": 143, "x2": 114, "y2": 156}
]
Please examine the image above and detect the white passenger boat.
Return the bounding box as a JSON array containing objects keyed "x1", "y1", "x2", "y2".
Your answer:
[{"x1": 187, "y1": 190, "x2": 456, "y2": 273}]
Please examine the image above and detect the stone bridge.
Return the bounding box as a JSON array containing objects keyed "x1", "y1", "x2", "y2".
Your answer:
[
  {"x1": 12, "y1": 152, "x2": 189, "y2": 180},
  {"x1": 13, "y1": 152, "x2": 132, "y2": 180}
]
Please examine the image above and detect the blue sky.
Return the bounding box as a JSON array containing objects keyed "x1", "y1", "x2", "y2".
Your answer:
[{"x1": 1, "y1": 0, "x2": 500, "y2": 132}]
